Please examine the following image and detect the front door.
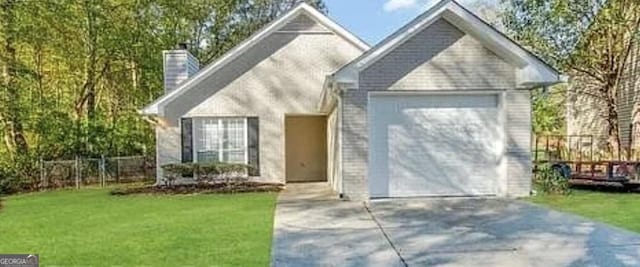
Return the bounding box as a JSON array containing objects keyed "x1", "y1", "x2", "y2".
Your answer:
[{"x1": 285, "y1": 115, "x2": 327, "y2": 182}]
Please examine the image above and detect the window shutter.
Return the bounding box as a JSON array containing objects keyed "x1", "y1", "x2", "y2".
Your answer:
[
  {"x1": 247, "y1": 117, "x2": 260, "y2": 176},
  {"x1": 181, "y1": 118, "x2": 194, "y2": 163}
]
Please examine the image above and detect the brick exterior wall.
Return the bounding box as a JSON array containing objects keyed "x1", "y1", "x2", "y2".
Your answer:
[
  {"x1": 341, "y1": 18, "x2": 531, "y2": 199},
  {"x1": 156, "y1": 14, "x2": 363, "y2": 184},
  {"x1": 506, "y1": 90, "x2": 533, "y2": 196},
  {"x1": 163, "y1": 51, "x2": 199, "y2": 93},
  {"x1": 341, "y1": 89, "x2": 369, "y2": 199}
]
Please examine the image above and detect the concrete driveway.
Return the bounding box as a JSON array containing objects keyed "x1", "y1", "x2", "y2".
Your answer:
[{"x1": 271, "y1": 183, "x2": 640, "y2": 267}]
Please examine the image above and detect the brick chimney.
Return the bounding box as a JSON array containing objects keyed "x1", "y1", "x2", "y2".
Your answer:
[{"x1": 163, "y1": 43, "x2": 200, "y2": 93}]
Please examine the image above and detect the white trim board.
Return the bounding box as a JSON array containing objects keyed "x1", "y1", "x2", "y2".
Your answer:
[
  {"x1": 141, "y1": 3, "x2": 370, "y2": 116},
  {"x1": 368, "y1": 89, "x2": 507, "y2": 96}
]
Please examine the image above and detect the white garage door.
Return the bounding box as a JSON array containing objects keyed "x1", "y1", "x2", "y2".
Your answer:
[{"x1": 368, "y1": 93, "x2": 503, "y2": 198}]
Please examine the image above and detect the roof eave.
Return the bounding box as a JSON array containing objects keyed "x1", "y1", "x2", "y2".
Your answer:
[
  {"x1": 139, "y1": 106, "x2": 157, "y2": 116},
  {"x1": 516, "y1": 62, "x2": 563, "y2": 89}
]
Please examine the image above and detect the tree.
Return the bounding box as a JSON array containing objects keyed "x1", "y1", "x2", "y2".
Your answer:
[
  {"x1": 531, "y1": 86, "x2": 566, "y2": 135},
  {"x1": 0, "y1": 0, "x2": 29, "y2": 158},
  {"x1": 502, "y1": 0, "x2": 640, "y2": 154},
  {"x1": 0, "y1": 0, "x2": 326, "y2": 190}
]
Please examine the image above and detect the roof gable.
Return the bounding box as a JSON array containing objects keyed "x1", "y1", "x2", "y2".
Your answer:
[
  {"x1": 142, "y1": 3, "x2": 369, "y2": 115},
  {"x1": 333, "y1": 0, "x2": 561, "y2": 89},
  {"x1": 363, "y1": 18, "x2": 516, "y2": 90},
  {"x1": 279, "y1": 13, "x2": 328, "y2": 32}
]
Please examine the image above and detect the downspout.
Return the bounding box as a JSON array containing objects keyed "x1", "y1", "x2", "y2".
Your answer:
[{"x1": 328, "y1": 75, "x2": 347, "y2": 199}]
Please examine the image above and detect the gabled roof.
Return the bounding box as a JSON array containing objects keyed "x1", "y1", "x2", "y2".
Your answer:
[
  {"x1": 332, "y1": 0, "x2": 562, "y2": 89},
  {"x1": 142, "y1": 3, "x2": 369, "y2": 115}
]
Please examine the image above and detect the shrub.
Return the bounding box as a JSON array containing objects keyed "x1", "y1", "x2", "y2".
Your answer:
[
  {"x1": 534, "y1": 165, "x2": 571, "y2": 195},
  {"x1": 160, "y1": 163, "x2": 195, "y2": 186},
  {"x1": 0, "y1": 170, "x2": 21, "y2": 195},
  {"x1": 110, "y1": 182, "x2": 284, "y2": 195},
  {"x1": 196, "y1": 163, "x2": 220, "y2": 178},
  {"x1": 161, "y1": 162, "x2": 251, "y2": 185},
  {"x1": 0, "y1": 159, "x2": 33, "y2": 195},
  {"x1": 202, "y1": 163, "x2": 250, "y2": 184}
]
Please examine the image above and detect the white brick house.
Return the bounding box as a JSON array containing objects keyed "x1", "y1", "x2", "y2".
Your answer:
[{"x1": 142, "y1": 0, "x2": 561, "y2": 200}]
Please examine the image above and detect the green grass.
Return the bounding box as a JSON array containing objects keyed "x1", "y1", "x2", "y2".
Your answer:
[
  {"x1": 0, "y1": 189, "x2": 277, "y2": 266},
  {"x1": 530, "y1": 190, "x2": 640, "y2": 232}
]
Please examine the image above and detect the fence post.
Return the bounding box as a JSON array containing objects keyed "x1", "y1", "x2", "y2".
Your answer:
[
  {"x1": 74, "y1": 155, "x2": 80, "y2": 190},
  {"x1": 100, "y1": 155, "x2": 105, "y2": 188},
  {"x1": 116, "y1": 158, "x2": 120, "y2": 183},
  {"x1": 142, "y1": 155, "x2": 149, "y2": 180}
]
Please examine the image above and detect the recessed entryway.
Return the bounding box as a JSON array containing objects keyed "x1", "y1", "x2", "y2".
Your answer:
[{"x1": 285, "y1": 115, "x2": 327, "y2": 183}]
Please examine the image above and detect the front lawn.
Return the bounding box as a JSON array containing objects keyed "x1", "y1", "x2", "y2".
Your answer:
[
  {"x1": 0, "y1": 189, "x2": 277, "y2": 266},
  {"x1": 530, "y1": 190, "x2": 640, "y2": 232}
]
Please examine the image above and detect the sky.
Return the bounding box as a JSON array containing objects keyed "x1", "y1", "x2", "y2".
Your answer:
[{"x1": 323, "y1": 0, "x2": 499, "y2": 45}]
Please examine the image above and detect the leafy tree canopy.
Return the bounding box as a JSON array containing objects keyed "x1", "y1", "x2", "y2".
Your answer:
[{"x1": 0, "y1": 0, "x2": 325, "y2": 189}]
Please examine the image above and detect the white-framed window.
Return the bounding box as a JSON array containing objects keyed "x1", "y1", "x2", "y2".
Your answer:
[{"x1": 194, "y1": 117, "x2": 248, "y2": 164}]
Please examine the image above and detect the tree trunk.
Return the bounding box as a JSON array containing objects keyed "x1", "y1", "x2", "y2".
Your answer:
[
  {"x1": 0, "y1": 0, "x2": 29, "y2": 157},
  {"x1": 74, "y1": 0, "x2": 99, "y2": 155},
  {"x1": 602, "y1": 74, "x2": 622, "y2": 158}
]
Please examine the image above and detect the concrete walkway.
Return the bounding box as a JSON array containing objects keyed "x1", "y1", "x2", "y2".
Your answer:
[
  {"x1": 271, "y1": 183, "x2": 404, "y2": 266},
  {"x1": 271, "y1": 183, "x2": 640, "y2": 267}
]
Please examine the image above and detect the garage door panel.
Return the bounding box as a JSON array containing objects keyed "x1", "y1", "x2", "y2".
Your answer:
[
  {"x1": 388, "y1": 94, "x2": 498, "y2": 109},
  {"x1": 369, "y1": 94, "x2": 502, "y2": 198},
  {"x1": 399, "y1": 108, "x2": 501, "y2": 157}
]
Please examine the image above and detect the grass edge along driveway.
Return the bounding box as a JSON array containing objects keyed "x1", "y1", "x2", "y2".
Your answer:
[
  {"x1": 529, "y1": 190, "x2": 640, "y2": 233},
  {"x1": 0, "y1": 189, "x2": 277, "y2": 266}
]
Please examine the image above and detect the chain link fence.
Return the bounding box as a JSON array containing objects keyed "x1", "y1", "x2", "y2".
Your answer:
[{"x1": 39, "y1": 155, "x2": 155, "y2": 189}]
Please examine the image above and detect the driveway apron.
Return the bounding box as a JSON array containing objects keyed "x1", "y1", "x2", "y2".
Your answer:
[
  {"x1": 369, "y1": 198, "x2": 640, "y2": 267},
  {"x1": 270, "y1": 183, "x2": 403, "y2": 267},
  {"x1": 272, "y1": 185, "x2": 640, "y2": 267}
]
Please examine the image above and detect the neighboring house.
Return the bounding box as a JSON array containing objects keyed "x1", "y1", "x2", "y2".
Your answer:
[
  {"x1": 567, "y1": 34, "x2": 640, "y2": 152},
  {"x1": 618, "y1": 40, "x2": 640, "y2": 149},
  {"x1": 141, "y1": 0, "x2": 561, "y2": 200}
]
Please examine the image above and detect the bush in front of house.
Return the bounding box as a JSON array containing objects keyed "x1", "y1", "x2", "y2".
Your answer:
[
  {"x1": 160, "y1": 163, "x2": 195, "y2": 186},
  {"x1": 111, "y1": 162, "x2": 278, "y2": 196},
  {"x1": 534, "y1": 164, "x2": 571, "y2": 195},
  {"x1": 110, "y1": 182, "x2": 284, "y2": 195},
  {"x1": 196, "y1": 162, "x2": 250, "y2": 184},
  {"x1": 160, "y1": 162, "x2": 254, "y2": 186}
]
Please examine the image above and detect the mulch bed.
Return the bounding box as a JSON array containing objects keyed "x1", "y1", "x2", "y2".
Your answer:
[{"x1": 110, "y1": 182, "x2": 284, "y2": 196}]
